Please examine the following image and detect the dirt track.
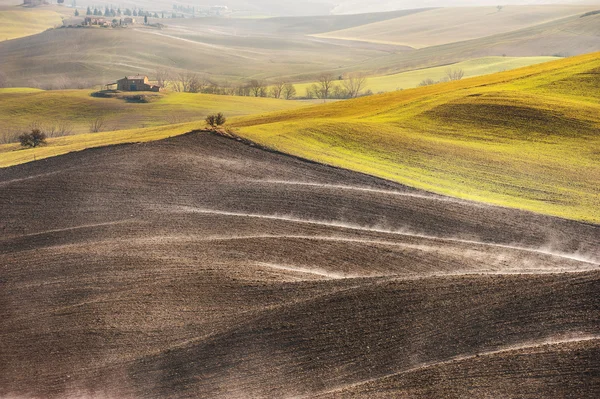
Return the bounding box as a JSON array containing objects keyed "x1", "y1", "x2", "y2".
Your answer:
[{"x1": 1, "y1": 132, "x2": 598, "y2": 398}]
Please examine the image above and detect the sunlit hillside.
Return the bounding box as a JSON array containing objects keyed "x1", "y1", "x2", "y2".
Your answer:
[
  {"x1": 0, "y1": 5, "x2": 70, "y2": 41},
  {"x1": 0, "y1": 90, "x2": 309, "y2": 165},
  {"x1": 231, "y1": 53, "x2": 600, "y2": 222},
  {"x1": 293, "y1": 56, "x2": 558, "y2": 94},
  {"x1": 0, "y1": 89, "x2": 307, "y2": 139}
]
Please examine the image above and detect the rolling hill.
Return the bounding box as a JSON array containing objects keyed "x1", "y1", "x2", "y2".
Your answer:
[
  {"x1": 0, "y1": 4, "x2": 69, "y2": 41},
  {"x1": 1, "y1": 132, "x2": 598, "y2": 398},
  {"x1": 293, "y1": 56, "x2": 559, "y2": 93},
  {"x1": 230, "y1": 52, "x2": 600, "y2": 223},
  {"x1": 1, "y1": 6, "x2": 599, "y2": 88},
  {"x1": 314, "y1": 5, "x2": 597, "y2": 48},
  {"x1": 0, "y1": 89, "x2": 308, "y2": 142}
]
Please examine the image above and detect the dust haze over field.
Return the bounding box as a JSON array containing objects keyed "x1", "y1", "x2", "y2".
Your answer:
[
  {"x1": 2, "y1": 0, "x2": 600, "y2": 397},
  {"x1": 1, "y1": 133, "x2": 599, "y2": 398}
]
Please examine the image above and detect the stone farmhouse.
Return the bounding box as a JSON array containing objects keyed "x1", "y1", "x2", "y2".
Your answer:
[
  {"x1": 84, "y1": 17, "x2": 109, "y2": 26},
  {"x1": 116, "y1": 76, "x2": 161, "y2": 92}
]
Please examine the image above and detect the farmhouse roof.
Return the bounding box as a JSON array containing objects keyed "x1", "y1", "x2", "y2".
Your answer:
[{"x1": 118, "y1": 75, "x2": 148, "y2": 80}]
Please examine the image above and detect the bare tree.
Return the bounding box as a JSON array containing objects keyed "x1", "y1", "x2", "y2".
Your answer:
[
  {"x1": 283, "y1": 83, "x2": 296, "y2": 100},
  {"x1": 187, "y1": 74, "x2": 202, "y2": 93},
  {"x1": 0, "y1": 130, "x2": 21, "y2": 145},
  {"x1": 317, "y1": 73, "x2": 335, "y2": 100},
  {"x1": 56, "y1": 121, "x2": 74, "y2": 136},
  {"x1": 248, "y1": 79, "x2": 266, "y2": 97},
  {"x1": 332, "y1": 85, "x2": 348, "y2": 99},
  {"x1": 342, "y1": 73, "x2": 368, "y2": 98},
  {"x1": 308, "y1": 84, "x2": 320, "y2": 99},
  {"x1": 89, "y1": 117, "x2": 106, "y2": 133},
  {"x1": 234, "y1": 84, "x2": 251, "y2": 97},
  {"x1": 418, "y1": 78, "x2": 436, "y2": 87},
  {"x1": 270, "y1": 79, "x2": 286, "y2": 99},
  {"x1": 0, "y1": 70, "x2": 8, "y2": 88},
  {"x1": 445, "y1": 68, "x2": 465, "y2": 81},
  {"x1": 173, "y1": 72, "x2": 206, "y2": 93},
  {"x1": 155, "y1": 68, "x2": 170, "y2": 88}
]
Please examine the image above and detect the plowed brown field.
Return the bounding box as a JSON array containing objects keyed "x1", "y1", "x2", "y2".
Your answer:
[{"x1": 1, "y1": 133, "x2": 598, "y2": 398}]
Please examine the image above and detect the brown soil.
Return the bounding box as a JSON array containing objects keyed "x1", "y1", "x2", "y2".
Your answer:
[{"x1": 0, "y1": 132, "x2": 598, "y2": 398}]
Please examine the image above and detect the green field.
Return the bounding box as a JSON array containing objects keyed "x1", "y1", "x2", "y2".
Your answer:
[
  {"x1": 294, "y1": 56, "x2": 559, "y2": 94},
  {"x1": 0, "y1": 89, "x2": 308, "y2": 141},
  {"x1": 230, "y1": 53, "x2": 600, "y2": 223}
]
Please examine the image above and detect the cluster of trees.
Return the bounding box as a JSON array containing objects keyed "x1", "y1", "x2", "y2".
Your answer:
[
  {"x1": 155, "y1": 70, "x2": 372, "y2": 100},
  {"x1": 173, "y1": 4, "x2": 195, "y2": 13},
  {"x1": 158, "y1": 70, "x2": 298, "y2": 99},
  {"x1": 418, "y1": 68, "x2": 465, "y2": 87},
  {"x1": 305, "y1": 73, "x2": 369, "y2": 100},
  {"x1": 84, "y1": 7, "x2": 159, "y2": 18}
]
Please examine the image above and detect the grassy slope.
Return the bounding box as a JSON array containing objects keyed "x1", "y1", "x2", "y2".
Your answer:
[
  {"x1": 0, "y1": 91, "x2": 309, "y2": 166},
  {"x1": 314, "y1": 5, "x2": 597, "y2": 48},
  {"x1": 0, "y1": 89, "x2": 307, "y2": 135},
  {"x1": 230, "y1": 53, "x2": 600, "y2": 223},
  {"x1": 0, "y1": 123, "x2": 198, "y2": 168},
  {"x1": 293, "y1": 56, "x2": 558, "y2": 94},
  {"x1": 0, "y1": 5, "x2": 68, "y2": 41}
]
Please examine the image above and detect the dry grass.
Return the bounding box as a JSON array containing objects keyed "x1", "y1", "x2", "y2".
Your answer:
[
  {"x1": 0, "y1": 5, "x2": 68, "y2": 41},
  {"x1": 314, "y1": 5, "x2": 598, "y2": 48}
]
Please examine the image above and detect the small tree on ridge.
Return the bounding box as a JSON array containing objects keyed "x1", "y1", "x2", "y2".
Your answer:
[{"x1": 19, "y1": 129, "x2": 47, "y2": 148}]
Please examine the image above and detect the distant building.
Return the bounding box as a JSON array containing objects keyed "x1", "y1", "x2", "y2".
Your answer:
[
  {"x1": 84, "y1": 17, "x2": 106, "y2": 26},
  {"x1": 23, "y1": 0, "x2": 45, "y2": 6},
  {"x1": 116, "y1": 76, "x2": 161, "y2": 92},
  {"x1": 123, "y1": 17, "x2": 135, "y2": 24}
]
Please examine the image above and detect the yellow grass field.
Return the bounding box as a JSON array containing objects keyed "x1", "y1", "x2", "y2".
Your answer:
[
  {"x1": 293, "y1": 56, "x2": 559, "y2": 94},
  {"x1": 314, "y1": 5, "x2": 597, "y2": 48},
  {"x1": 0, "y1": 5, "x2": 68, "y2": 41},
  {"x1": 0, "y1": 89, "x2": 308, "y2": 139},
  {"x1": 230, "y1": 53, "x2": 600, "y2": 223},
  {"x1": 0, "y1": 123, "x2": 200, "y2": 168}
]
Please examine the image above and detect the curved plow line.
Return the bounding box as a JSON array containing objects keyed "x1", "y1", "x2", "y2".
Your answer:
[
  {"x1": 172, "y1": 207, "x2": 600, "y2": 266},
  {"x1": 309, "y1": 335, "x2": 600, "y2": 398},
  {"x1": 253, "y1": 180, "x2": 463, "y2": 203}
]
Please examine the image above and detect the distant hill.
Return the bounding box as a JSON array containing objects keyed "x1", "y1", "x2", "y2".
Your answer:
[
  {"x1": 0, "y1": 6, "x2": 599, "y2": 88},
  {"x1": 314, "y1": 5, "x2": 597, "y2": 48},
  {"x1": 0, "y1": 5, "x2": 69, "y2": 41}
]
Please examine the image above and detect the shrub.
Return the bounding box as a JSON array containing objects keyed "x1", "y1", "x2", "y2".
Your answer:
[
  {"x1": 418, "y1": 78, "x2": 436, "y2": 87},
  {"x1": 206, "y1": 112, "x2": 226, "y2": 128},
  {"x1": 215, "y1": 112, "x2": 226, "y2": 126},
  {"x1": 19, "y1": 129, "x2": 47, "y2": 148}
]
